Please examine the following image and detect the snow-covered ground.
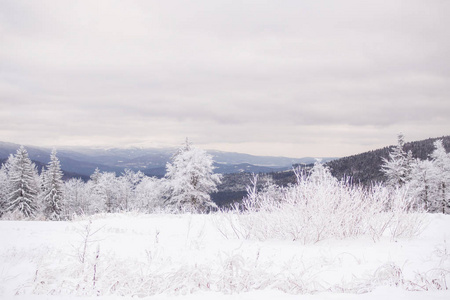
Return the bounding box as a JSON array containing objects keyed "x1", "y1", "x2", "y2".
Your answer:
[{"x1": 1, "y1": 212, "x2": 449, "y2": 300}]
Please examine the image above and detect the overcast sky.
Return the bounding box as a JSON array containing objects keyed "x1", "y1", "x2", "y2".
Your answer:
[{"x1": 1, "y1": 0, "x2": 449, "y2": 158}]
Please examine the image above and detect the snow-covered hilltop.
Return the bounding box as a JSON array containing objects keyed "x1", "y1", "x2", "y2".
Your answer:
[{"x1": 1, "y1": 136, "x2": 450, "y2": 299}]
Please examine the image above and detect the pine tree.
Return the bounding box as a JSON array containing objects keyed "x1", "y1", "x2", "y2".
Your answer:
[
  {"x1": 86, "y1": 168, "x2": 105, "y2": 214},
  {"x1": 0, "y1": 163, "x2": 9, "y2": 216},
  {"x1": 102, "y1": 172, "x2": 120, "y2": 213},
  {"x1": 90, "y1": 167, "x2": 101, "y2": 184},
  {"x1": 308, "y1": 162, "x2": 337, "y2": 185},
  {"x1": 88, "y1": 169, "x2": 120, "y2": 213},
  {"x1": 42, "y1": 149, "x2": 64, "y2": 220},
  {"x1": 429, "y1": 140, "x2": 450, "y2": 213},
  {"x1": 165, "y1": 139, "x2": 222, "y2": 212},
  {"x1": 408, "y1": 159, "x2": 437, "y2": 211},
  {"x1": 381, "y1": 133, "x2": 412, "y2": 187},
  {"x1": 6, "y1": 146, "x2": 39, "y2": 218}
]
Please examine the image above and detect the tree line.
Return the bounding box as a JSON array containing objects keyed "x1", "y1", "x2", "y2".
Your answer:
[
  {"x1": 327, "y1": 135, "x2": 450, "y2": 185},
  {"x1": 381, "y1": 134, "x2": 450, "y2": 213},
  {"x1": 0, "y1": 140, "x2": 221, "y2": 220},
  {"x1": 1, "y1": 135, "x2": 450, "y2": 220}
]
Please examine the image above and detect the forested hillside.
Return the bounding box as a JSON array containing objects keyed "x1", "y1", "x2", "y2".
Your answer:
[{"x1": 327, "y1": 136, "x2": 450, "y2": 185}]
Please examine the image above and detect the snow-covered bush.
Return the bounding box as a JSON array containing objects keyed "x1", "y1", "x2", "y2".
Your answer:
[{"x1": 217, "y1": 163, "x2": 424, "y2": 244}]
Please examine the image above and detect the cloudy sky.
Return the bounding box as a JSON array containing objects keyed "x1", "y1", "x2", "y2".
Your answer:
[{"x1": 1, "y1": 0, "x2": 449, "y2": 158}]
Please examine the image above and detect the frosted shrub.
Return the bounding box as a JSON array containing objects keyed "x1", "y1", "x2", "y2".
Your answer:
[{"x1": 218, "y1": 163, "x2": 424, "y2": 243}]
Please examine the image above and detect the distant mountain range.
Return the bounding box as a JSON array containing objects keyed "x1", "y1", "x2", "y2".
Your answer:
[{"x1": 0, "y1": 141, "x2": 337, "y2": 179}]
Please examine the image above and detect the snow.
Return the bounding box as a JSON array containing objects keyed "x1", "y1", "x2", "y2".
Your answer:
[{"x1": 1, "y1": 213, "x2": 449, "y2": 300}]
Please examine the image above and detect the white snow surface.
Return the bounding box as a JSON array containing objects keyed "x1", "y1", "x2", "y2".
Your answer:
[{"x1": 1, "y1": 212, "x2": 449, "y2": 300}]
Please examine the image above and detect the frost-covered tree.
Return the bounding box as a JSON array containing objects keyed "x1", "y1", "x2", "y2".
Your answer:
[
  {"x1": 42, "y1": 149, "x2": 64, "y2": 220},
  {"x1": 5, "y1": 146, "x2": 40, "y2": 218},
  {"x1": 408, "y1": 159, "x2": 436, "y2": 211},
  {"x1": 90, "y1": 167, "x2": 101, "y2": 185},
  {"x1": 406, "y1": 139, "x2": 450, "y2": 213},
  {"x1": 64, "y1": 178, "x2": 91, "y2": 217},
  {"x1": 86, "y1": 168, "x2": 107, "y2": 213},
  {"x1": 382, "y1": 133, "x2": 413, "y2": 187},
  {"x1": 117, "y1": 169, "x2": 144, "y2": 211},
  {"x1": 135, "y1": 176, "x2": 167, "y2": 212},
  {"x1": 165, "y1": 139, "x2": 222, "y2": 212},
  {"x1": 308, "y1": 162, "x2": 337, "y2": 185},
  {"x1": 91, "y1": 171, "x2": 120, "y2": 213},
  {"x1": 429, "y1": 140, "x2": 450, "y2": 213},
  {"x1": 0, "y1": 163, "x2": 9, "y2": 216}
]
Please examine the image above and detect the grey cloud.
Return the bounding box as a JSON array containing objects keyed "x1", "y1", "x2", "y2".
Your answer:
[{"x1": 1, "y1": 0, "x2": 449, "y2": 157}]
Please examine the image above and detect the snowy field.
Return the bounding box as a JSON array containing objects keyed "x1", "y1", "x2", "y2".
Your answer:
[{"x1": 1, "y1": 212, "x2": 449, "y2": 300}]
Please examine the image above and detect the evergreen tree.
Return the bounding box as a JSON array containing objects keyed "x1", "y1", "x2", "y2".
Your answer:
[
  {"x1": 98, "y1": 171, "x2": 120, "y2": 213},
  {"x1": 6, "y1": 146, "x2": 39, "y2": 218},
  {"x1": 165, "y1": 139, "x2": 222, "y2": 212},
  {"x1": 308, "y1": 162, "x2": 337, "y2": 185},
  {"x1": 429, "y1": 140, "x2": 450, "y2": 213},
  {"x1": 0, "y1": 163, "x2": 9, "y2": 216},
  {"x1": 381, "y1": 133, "x2": 412, "y2": 187},
  {"x1": 88, "y1": 169, "x2": 120, "y2": 213},
  {"x1": 86, "y1": 168, "x2": 106, "y2": 214},
  {"x1": 42, "y1": 149, "x2": 64, "y2": 220},
  {"x1": 408, "y1": 159, "x2": 436, "y2": 211},
  {"x1": 90, "y1": 167, "x2": 101, "y2": 184}
]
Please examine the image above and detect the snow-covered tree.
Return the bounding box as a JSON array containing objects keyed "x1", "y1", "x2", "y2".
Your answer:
[
  {"x1": 308, "y1": 162, "x2": 337, "y2": 185},
  {"x1": 165, "y1": 139, "x2": 222, "y2": 212},
  {"x1": 0, "y1": 163, "x2": 9, "y2": 216},
  {"x1": 64, "y1": 178, "x2": 91, "y2": 217},
  {"x1": 116, "y1": 169, "x2": 144, "y2": 211},
  {"x1": 5, "y1": 146, "x2": 40, "y2": 218},
  {"x1": 408, "y1": 159, "x2": 436, "y2": 211},
  {"x1": 382, "y1": 133, "x2": 413, "y2": 187},
  {"x1": 406, "y1": 139, "x2": 450, "y2": 213},
  {"x1": 90, "y1": 167, "x2": 101, "y2": 185},
  {"x1": 429, "y1": 140, "x2": 450, "y2": 213},
  {"x1": 42, "y1": 149, "x2": 64, "y2": 220},
  {"x1": 90, "y1": 171, "x2": 120, "y2": 213},
  {"x1": 86, "y1": 168, "x2": 107, "y2": 213},
  {"x1": 135, "y1": 176, "x2": 167, "y2": 212}
]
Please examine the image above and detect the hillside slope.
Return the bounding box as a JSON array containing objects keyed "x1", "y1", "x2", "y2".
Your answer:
[{"x1": 326, "y1": 135, "x2": 450, "y2": 185}]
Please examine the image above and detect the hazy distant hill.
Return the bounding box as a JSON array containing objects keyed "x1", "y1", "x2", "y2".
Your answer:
[
  {"x1": 326, "y1": 135, "x2": 450, "y2": 185},
  {"x1": 0, "y1": 141, "x2": 336, "y2": 179}
]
